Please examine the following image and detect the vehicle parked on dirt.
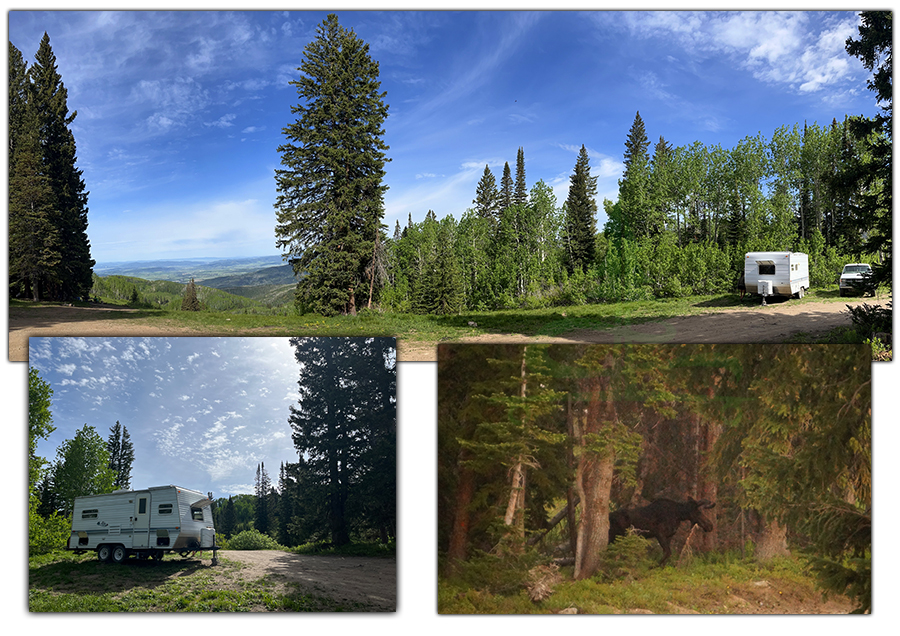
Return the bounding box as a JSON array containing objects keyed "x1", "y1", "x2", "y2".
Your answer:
[
  {"x1": 744, "y1": 251, "x2": 809, "y2": 305},
  {"x1": 67, "y1": 485, "x2": 219, "y2": 564},
  {"x1": 838, "y1": 263, "x2": 874, "y2": 297}
]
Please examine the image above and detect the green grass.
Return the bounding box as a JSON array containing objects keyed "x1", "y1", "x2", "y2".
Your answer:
[
  {"x1": 28, "y1": 550, "x2": 372, "y2": 612},
  {"x1": 291, "y1": 540, "x2": 396, "y2": 557},
  {"x1": 438, "y1": 553, "x2": 846, "y2": 614}
]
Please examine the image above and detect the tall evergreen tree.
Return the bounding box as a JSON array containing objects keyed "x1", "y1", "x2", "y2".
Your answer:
[
  {"x1": 617, "y1": 111, "x2": 652, "y2": 239},
  {"x1": 106, "y1": 421, "x2": 135, "y2": 490},
  {"x1": 27, "y1": 33, "x2": 94, "y2": 301},
  {"x1": 274, "y1": 14, "x2": 391, "y2": 316},
  {"x1": 473, "y1": 164, "x2": 499, "y2": 220},
  {"x1": 499, "y1": 161, "x2": 514, "y2": 211},
  {"x1": 287, "y1": 337, "x2": 396, "y2": 545},
  {"x1": 514, "y1": 146, "x2": 528, "y2": 207},
  {"x1": 254, "y1": 462, "x2": 271, "y2": 535},
  {"x1": 563, "y1": 145, "x2": 598, "y2": 272}
]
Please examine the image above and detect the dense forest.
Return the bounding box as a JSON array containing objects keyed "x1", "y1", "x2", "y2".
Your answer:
[
  {"x1": 437, "y1": 343, "x2": 871, "y2": 612},
  {"x1": 28, "y1": 337, "x2": 397, "y2": 555},
  {"x1": 380, "y1": 114, "x2": 883, "y2": 314}
]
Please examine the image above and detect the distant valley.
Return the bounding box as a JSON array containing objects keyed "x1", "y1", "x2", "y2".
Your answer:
[
  {"x1": 94, "y1": 255, "x2": 290, "y2": 285},
  {"x1": 92, "y1": 255, "x2": 298, "y2": 309}
]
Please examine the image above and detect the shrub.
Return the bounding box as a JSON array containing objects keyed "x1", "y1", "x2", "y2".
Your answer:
[
  {"x1": 223, "y1": 529, "x2": 283, "y2": 551},
  {"x1": 29, "y1": 495, "x2": 70, "y2": 556}
]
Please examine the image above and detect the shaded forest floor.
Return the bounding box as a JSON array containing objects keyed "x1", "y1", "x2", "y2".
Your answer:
[
  {"x1": 438, "y1": 555, "x2": 856, "y2": 614},
  {"x1": 8, "y1": 290, "x2": 890, "y2": 362}
]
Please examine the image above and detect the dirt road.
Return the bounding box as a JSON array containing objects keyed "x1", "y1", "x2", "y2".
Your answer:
[
  {"x1": 9, "y1": 296, "x2": 888, "y2": 362},
  {"x1": 222, "y1": 550, "x2": 396, "y2": 611},
  {"x1": 398, "y1": 296, "x2": 890, "y2": 361}
]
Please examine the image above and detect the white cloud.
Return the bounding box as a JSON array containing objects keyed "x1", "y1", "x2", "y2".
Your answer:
[
  {"x1": 56, "y1": 363, "x2": 77, "y2": 376},
  {"x1": 206, "y1": 113, "x2": 237, "y2": 129}
]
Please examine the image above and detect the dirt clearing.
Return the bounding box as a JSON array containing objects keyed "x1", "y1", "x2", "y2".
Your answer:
[
  {"x1": 220, "y1": 550, "x2": 396, "y2": 611},
  {"x1": 399, "y1": 297, "x2": 889, "y2": 361},
  {"x1": 9, "y1": 296, "x2": 888, "y2": 362}
]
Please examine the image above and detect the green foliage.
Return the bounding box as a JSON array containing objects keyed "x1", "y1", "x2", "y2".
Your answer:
[
  {"x1": 8, "y1": 34, "x2": 94, "y2": 301},
  {"x1": 181, "y1": 278, "x2": 201, "y2": 311},
  {"x1": 28, "y1": 494, "x2": 70, "y2": 556},
  {"x1": 28, "y1": 367, "x2": 55, "y2": 492},
  {"x1": 287, "y1": 338, "x2": 396, "y2": 546},
  {"x1": 50, "y1": 424, "x2": 117, "y2": 516},
  {"x1": 448, "y1": 548, "x2": 547, "y2": 596},
  {"x1": 600, "y1": 530, "x2": 656, "y2": 577},
  {"x1": 223, "y1": 529, "x2": 284, "y2": 551},
  {"x1": 274, "y1": 13, "x2": 390, "y2": 316},
  {"x1": 563, "y1": 145, "x2": 598, "y2": 272}
]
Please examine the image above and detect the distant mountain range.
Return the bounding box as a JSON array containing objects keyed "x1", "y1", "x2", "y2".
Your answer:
[
  {"x1": 94, "y1": 255, "x2": 289, "y2": 285},
  {"x1": 93, "y1": 255, "x2": 299, "y2": 308}
]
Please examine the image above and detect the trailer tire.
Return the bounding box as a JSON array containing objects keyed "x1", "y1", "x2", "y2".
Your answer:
[
  {"x1": 97, "y1": 545, "x2": 112, "y2": 562},
  {"x1": 111, "y1": 545, "x2": 128, "y2": 564}
]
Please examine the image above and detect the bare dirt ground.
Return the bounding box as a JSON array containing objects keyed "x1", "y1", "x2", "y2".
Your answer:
[
  {"x1": 9, "y1": 296, "x2": 889, "y2": 362},
  {"x1": 221, "y1": 550, "x2": 396, "y2": 611},
  {"x1": 399, "y1": 296, "x2": 890, "y2": 361}
]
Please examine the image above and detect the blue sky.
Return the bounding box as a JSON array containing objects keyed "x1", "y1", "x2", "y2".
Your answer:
[
  {"x1": 7, "y1": 9, "x2": 880, "y2": 263},
  {"x1": 28, "y1": 337, "x2": 381, "y2": 498}
]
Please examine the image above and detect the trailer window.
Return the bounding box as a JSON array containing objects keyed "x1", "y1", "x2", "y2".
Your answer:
[
  {"x1": 758, "y1": 263, "x2": 775, "y2": 275},
  {"x1": 81, "y1": 509, "x2": 98, "y2": 519},
  {"x1": 191, "y1": 507, "x2": 205, "y2": 521},
  {"x1": 138, "y1": 498, "x2": 147, "y2": 514},
  {"x1": 158, "y1": 504, "x2": 173, "y2": 515}
]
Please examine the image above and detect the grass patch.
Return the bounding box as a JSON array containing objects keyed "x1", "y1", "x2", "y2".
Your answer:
[
  {"x1": 438, "y1": 553, "x2": 849, "y2": 615},
  {"x1": 28, "y1": 550, "x2": 370, "y2": 612}
]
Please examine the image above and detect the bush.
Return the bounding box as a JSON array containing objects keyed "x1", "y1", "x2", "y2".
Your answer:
[
  {"x1": 29, "y1": 495, "x2": 70, "y2": 556},
  {"x1": 223, "y1": 529, "x2": 283, "y2": 551}
]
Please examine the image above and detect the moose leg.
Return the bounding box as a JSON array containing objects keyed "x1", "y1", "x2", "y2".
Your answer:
[{"x1": 656, "y1": 535, "x2": 672, "y2": 566}]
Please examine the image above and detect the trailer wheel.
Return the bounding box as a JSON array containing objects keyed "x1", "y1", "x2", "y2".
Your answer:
[
  {"x1": 97, "y1": 545, "x2": 112, "y2": 562},
  {"x1": 111, "y1": 545, "x2": 128, "y2": 564}
]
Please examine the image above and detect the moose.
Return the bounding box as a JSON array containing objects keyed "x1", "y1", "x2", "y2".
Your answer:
[{"x1": 608, "y1": 497, "x2": 716, "y2": 566}]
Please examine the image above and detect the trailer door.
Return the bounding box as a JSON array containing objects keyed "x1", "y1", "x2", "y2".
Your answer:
[{"x1": 133, "y1": 494, "x2": 150, "y2": 548}]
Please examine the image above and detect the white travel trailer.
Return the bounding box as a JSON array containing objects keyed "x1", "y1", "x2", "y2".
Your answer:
[
  {"x1": 67, "y1": 485, "x2": 219, "y2": 564},
  {"x1": 744, "y1": 251, "x2": 809, "y2": 304}
]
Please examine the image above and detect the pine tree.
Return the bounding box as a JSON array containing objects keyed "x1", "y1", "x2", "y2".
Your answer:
[
  {"x1": 563, "y1": 145, "x2": 598, "y2": 272},
  {"x1": 287, "y1": 337, "x2": 396, "y2": 545},
  {"x1": 514, "y1": 146, "x2": 528, "y2": 207},
  {"x1": 473, "y1": 164, "x2": 499, "y2": 220},
  {"x1": 106, "y1": 421, "x2": 135, "y2": 490},
  {"x1": 254, "y1": 462, "x2": 271, "y2": 535},
  {"x1": 28, "y1": 33, "x2": 94, "y2": 301},
  {"x1": 8, "y1": 40, "x2": 61, "y2": 300},
  {"x1": 499, "y1": 161, "x2": 514, "y2": 211},
  {"x1": 181, "y1": 277, "x2": 200, "y2": 311},
  {"x1": 274, "y1": 14, "x2": 390, "y2": 316},
  {"x1": 617, "y1": 111, "x2": 652, "y2": 239}
]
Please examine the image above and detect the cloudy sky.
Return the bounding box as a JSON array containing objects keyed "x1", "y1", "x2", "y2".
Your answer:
[
  {"x1": 28, "y1": 337, "x2": 372, "y2": 498},
  {"x1": 8, "y1": 8, "x2": 880, "y2": 263}
]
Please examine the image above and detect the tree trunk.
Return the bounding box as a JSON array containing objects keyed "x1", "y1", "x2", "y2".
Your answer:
[
  {"x1": 502, "y1": 347, "x2": 528, "y2": 551},
  {"x1": 573, "y1": 370, "x2": 618, "y2": 580},
  {"x1": 447, "y1": 450, "x2": 476, "y2": 570},
  {"x1": 756, "y1": 517, "x2": 790, "y2": 561}
]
